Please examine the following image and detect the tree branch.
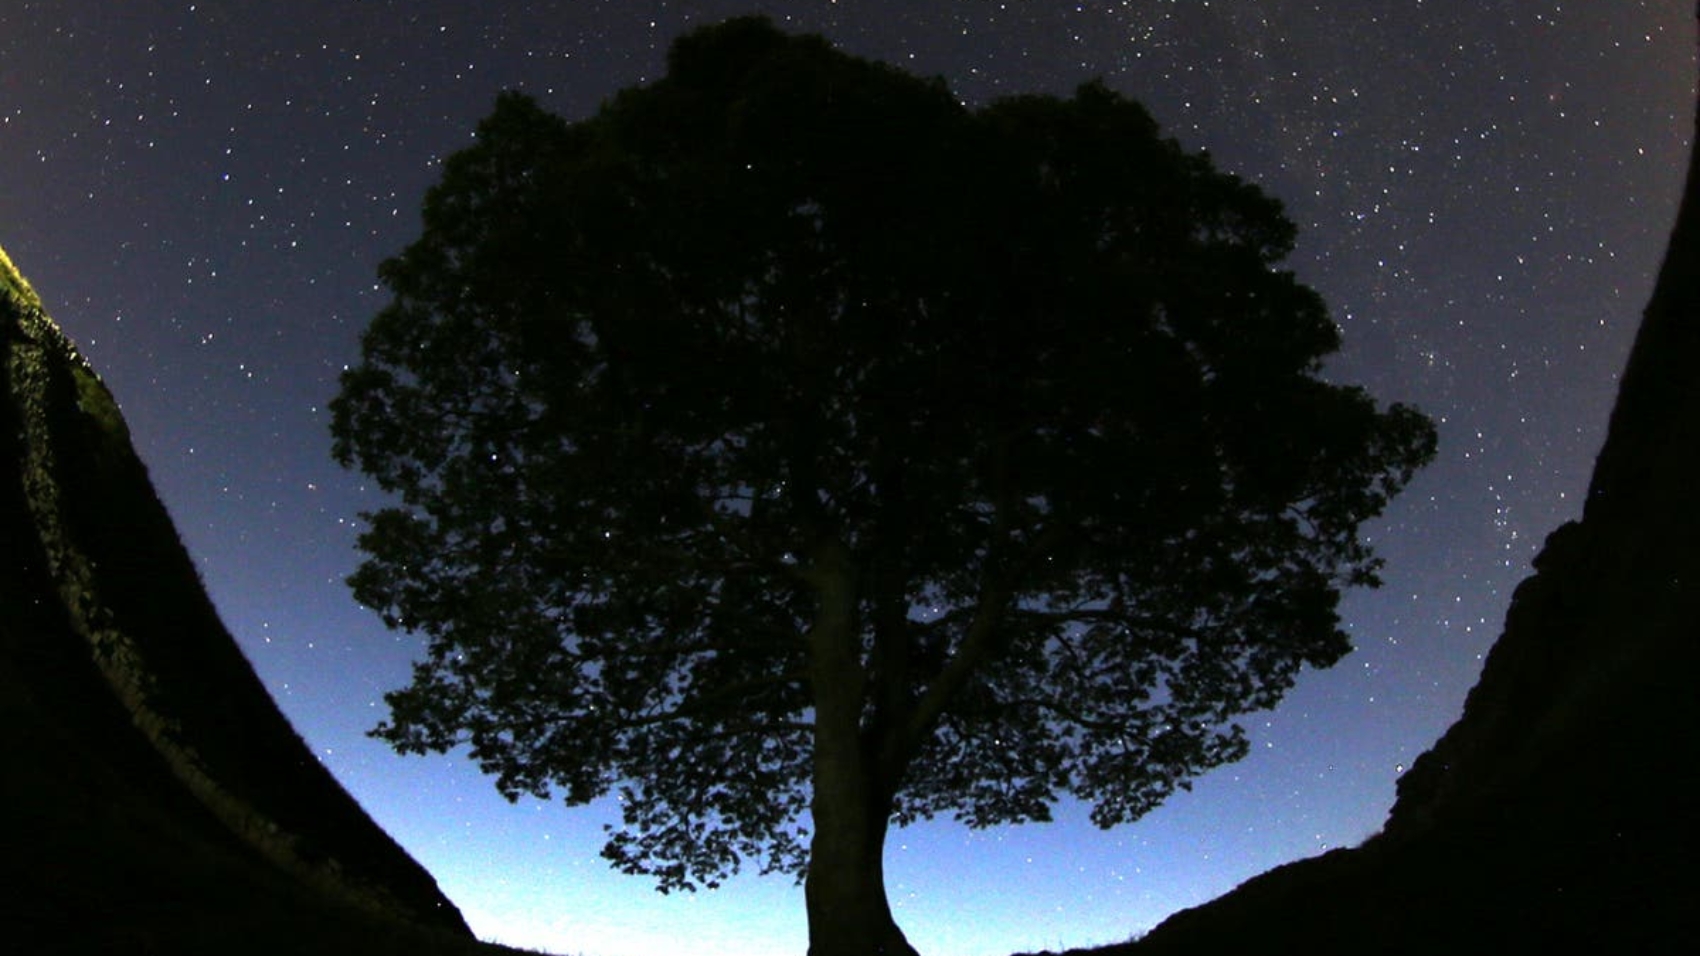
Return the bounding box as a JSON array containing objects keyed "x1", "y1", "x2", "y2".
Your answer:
[{"x1": 621, "y1": 669, "x2": 811, "y2": 730}]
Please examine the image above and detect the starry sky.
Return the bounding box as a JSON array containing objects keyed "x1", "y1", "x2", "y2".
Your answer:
[{"x1": 2, "y1": 2, "x2": 1693, "y2": 955}]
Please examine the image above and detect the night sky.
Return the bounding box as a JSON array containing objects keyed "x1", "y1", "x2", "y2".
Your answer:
[{"x1": 2, "y1": 3, "x2": 1693, "y2": 955}]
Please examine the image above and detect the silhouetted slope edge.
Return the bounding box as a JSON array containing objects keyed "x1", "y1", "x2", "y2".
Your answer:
[
  {"x1": 1379, "y1": 23, "x2": 1700, "y2": 906},
  {"x1": 1, "y1": 243, "x2": 480, "y2": 948},
  {"x1": 1041, "y1": 46, "x2": 1700, "y2": 956}
]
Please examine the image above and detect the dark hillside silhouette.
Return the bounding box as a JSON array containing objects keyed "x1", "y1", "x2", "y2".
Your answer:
[
  {"x1": 1, "y1": 246, "x2": 502, "y2": 953},
  {"x1": 1035, "y1": 23, "x2": 1700, "y2": 956}
]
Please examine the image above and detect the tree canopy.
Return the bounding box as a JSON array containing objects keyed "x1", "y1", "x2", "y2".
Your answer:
[{"x1": 330, "y1": 17, "x2": 1436, "y2": 956}]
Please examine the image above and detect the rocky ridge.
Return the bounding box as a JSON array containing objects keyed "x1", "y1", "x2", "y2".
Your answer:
[
  {"x1": 1049, "y1": 29, "x2": 1700, "y2": 956},
  {"x1": 2, "y1": 244, "x2": 482, "y2": 951}
]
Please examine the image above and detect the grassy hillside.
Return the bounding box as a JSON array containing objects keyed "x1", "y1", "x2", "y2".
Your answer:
[
  {"x1": 1, "y1": 244, "x2": 547, "y2": 954},
  {"x1": 1039, "y1": 65, "x2": 1700, "y2": 956}
]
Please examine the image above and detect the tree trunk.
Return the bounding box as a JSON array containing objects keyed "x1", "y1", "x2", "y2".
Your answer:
[
  {"x1": 805, "y1": 784, "x2": 916, "y2": 956},
  {"x1": 803, "y1": 542, "x2": 919, "y2": 956}
]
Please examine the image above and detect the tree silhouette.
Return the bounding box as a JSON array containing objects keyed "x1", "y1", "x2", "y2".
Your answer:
[{"x1": 331, "y1": 17, "x2": 1436, "y2": 956}]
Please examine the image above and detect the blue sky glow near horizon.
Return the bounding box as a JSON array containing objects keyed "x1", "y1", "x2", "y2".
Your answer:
[{"x1": 2, "y1": 3, "x2": 1694, "y2": 955}]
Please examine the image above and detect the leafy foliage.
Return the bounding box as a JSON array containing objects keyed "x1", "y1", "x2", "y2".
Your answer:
[{"x1": 332, "y1": 16, "x2": 1435, "y2": 897}]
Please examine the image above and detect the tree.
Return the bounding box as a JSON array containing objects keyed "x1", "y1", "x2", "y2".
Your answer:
[{"x1": 330, "y1": 17, "x2": 1436, "y2": 956}]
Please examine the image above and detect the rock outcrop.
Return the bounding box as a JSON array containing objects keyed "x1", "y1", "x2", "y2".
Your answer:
[
  {"x1": 1, "y1": 245, "x2": 486, "y2": 952},
  {"x1": 1053, "y1": 28, "x2": 1700, "y2": 956}
]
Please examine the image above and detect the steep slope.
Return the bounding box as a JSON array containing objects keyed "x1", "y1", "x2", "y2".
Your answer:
[
  {"x1": 1, "y1": 245, "x2": 501, "y2": 953},
  {"x1": 1048, "y1": 32, "x2": 1700, "y2": 956}
]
